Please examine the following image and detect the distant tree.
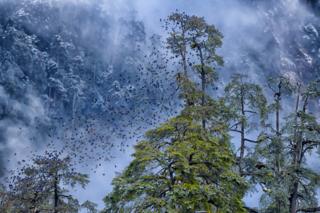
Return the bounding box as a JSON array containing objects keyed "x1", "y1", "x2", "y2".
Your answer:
[
  {"x1": 287, "y1": 80, "x2": 320, "y2": 213},
  {"x1": 0, "y1": 184, "x2": 11, "y2": 213},
  {"x1": 188, "y1": 15, "x2": 223, "y2": 129},
  {"x1": 4, "y1": 152, "x2": 95, "y2": 213},
  {"x1": 224, "y1": 73, "x2": 267, "y2": 175},
  {"x1": 165, "y1": 12, "x2": 224, "y2": 130},
  {"x1": 252, "y1": 76, "x2": 294, "y2": 213},
  {"x1": 81, "y1": 200, "x2": 98, "y2": 213},
  {"x1": 253, "y1": 77, "x2": 320, "y2": 213},
  {"x1": 165, "y1": 12, "x2": 190, "y2": 77}
]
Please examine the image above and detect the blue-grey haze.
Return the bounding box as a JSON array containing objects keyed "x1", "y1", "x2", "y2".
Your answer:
[{"x1": 0, "y1": 0, "x2": 319, "y2": 210}]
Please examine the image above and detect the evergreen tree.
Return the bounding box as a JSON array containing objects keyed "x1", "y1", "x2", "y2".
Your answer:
[
  {"x1": 165, "y1": 11, "x2": 223, "y2": 129},
  {"x1": 253, "y1": 77, "x2": 320, "y2": 213},
  {"x1": 104, "y1": 12, "x2": 247, "y2": 213},
  {"x1": 104, "y1": 116, "x2": 246, "y2": 213},
  {"x1": 0, "y1": 184, "x2": 11, "y2": 213},
  {"x1": 165, "y1": 12, "x2": 190, "y2": 77},
  {"x1": 3, "y1": 152, "x2": 96, "y2": 213},
  {"x1": 187, "y1": 15, "x2": 223, "y2": 129},
  {"x1": 253, "y1": 76, "x2": 294, "y2": 213},
  {"x1": 287, "y1": 80, "x2": 320, "y2": 213},
  {"x1": 224, "y1": 73, "x2": 267, "y2": 175}
]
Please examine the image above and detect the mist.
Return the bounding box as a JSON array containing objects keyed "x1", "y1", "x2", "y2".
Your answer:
[{"x1": 0, "y1": 0, "x2": 319, "y2": 211}]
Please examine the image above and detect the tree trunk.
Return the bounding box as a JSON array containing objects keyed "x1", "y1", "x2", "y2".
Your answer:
[
  {"x1": 181, "y1": 31, "x2": 188, "y2": 77},
  {"x1": 54, "y1": 174, "x2": 59, "y2": 213},
  {"x1": 72, "y1": 91, "x2": 77, "y2": 128},
  {"x1": 30, "y1": 192, "x2": 39, "y2": 213},
  {"x1": 239, "y1": 88, "x2": 245, "y2": 175},
  {"x1": 198, "y1": 45, "x2": 206, "y2": 130},
  {"x1": 289, "y1": 92, "x2": 307, "y2": 213},
  {"x1": 289, "y1": 181, "x2": 299, "y2": 213},
  {"x1": 274, "y1": 81, "x2": 282, "y2": 213}
]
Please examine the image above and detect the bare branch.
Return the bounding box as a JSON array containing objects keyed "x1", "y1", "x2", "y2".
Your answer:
[
  {"x1": 230, "y1": 128, "x2": 242, "y2": 134},
  {"x1": 230, "y1": 122, "x2": 241, "y2": 129},
  {"x1": 244, "y1": 138, "x2": 259, "y2": 144},
  {"x1": 244, "y1": 110, "x2": 257, "y2": 114},
  {"x1": 296, "y1": 206, "x2": 320, "y2": 212},
  {"x1": 244, "y1": 206, "x2": 259, "y2": 213}
]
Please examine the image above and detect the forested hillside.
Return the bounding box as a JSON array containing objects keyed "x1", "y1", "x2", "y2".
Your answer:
[{"x1": 0, "y1": 0, "x2": 178, "y2": 174}]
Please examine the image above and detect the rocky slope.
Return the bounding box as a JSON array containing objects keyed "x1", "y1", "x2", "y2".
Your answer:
[{"x1": 0, "y1": 0, "x2": 319, "y2": 176}]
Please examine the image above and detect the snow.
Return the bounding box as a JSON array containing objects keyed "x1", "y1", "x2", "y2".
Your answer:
[{"x1": 304, "y1": 23, "x2": 319, "y2": 38}]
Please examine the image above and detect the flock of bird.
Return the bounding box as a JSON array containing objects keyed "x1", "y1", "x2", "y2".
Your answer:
[{"x1": 13, "y1": 39, "x2": 183, "y2": 177}]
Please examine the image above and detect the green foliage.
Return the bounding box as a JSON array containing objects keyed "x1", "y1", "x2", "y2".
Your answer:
[
  {"x1": 252, "y1": 78, "x2": 320, "y2": 212},
  {"x1": 81, "y1": 200, "x2": 98, "y2": 213},
  {"x1": 2, "y1": 152, "x2": 96, "y2": 213},
  {"x1": 104, "y1": 10, "x2": 320, "y2": 213},
  {"x1": 188, "y1": 15, "x2": 224, "y2": 66},
  {"x1": 224, "y1": 73, "x2": 267, "y2": 175},
  {"x1": 225, "y1": 73, "x2": 268, "y2": 124},
  {"x1": 104, "y1": 116, "x2": 247, "y2": 213},
  {"x1": 165, "y1": 12, "x2": 190, "y2": 57},
  {"x1": 165, "y1": 11, "x2": 223, "y2": 82},
  {"x1": 104, "y1": 12, "x2": 246, "y2": 213}
]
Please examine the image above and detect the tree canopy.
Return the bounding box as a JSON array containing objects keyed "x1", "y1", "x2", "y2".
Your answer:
[{"x1": 104, "y1": 11, "x2": 247, "y2": 213}]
